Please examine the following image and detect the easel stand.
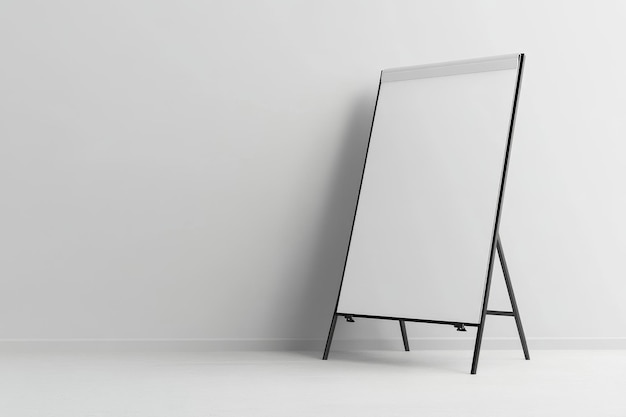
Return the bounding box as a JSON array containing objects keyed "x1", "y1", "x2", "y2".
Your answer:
[
  {"x1": 322, "y1": 54, "x2": 528, "y2": 374},
  {"x1": 322, "y1": 234, "x2": 530, "y2": 374}
]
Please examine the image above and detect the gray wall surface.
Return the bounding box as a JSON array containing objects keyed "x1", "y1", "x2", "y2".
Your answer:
[{"x1": 1, "y1": 1, "x2": 625, "y2": 348}]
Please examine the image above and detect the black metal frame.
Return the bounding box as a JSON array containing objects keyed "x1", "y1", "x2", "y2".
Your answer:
[{"x1": 322, "y1": 54, "x2": 528, "y2": 374}]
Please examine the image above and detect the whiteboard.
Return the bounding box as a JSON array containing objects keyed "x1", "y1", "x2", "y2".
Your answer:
[{"x1": 336, "y1": 55, "x2": 521, "y2": 325}]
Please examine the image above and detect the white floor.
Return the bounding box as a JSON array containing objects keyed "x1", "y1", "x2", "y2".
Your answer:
[{"x1": 0, "y1": 349, "x2": 624, "y2": 416}]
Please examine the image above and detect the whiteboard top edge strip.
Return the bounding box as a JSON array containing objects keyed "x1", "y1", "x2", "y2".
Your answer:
[{"x1": 381, "y1": 54, "x2": 521, "y2": 82}]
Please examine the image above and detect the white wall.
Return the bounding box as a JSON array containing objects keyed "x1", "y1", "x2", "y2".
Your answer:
[{"x1": 1, "y1": 0, "x2": 626, "y2": 348}]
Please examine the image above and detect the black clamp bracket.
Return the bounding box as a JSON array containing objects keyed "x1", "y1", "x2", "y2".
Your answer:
[{"x1": 454, "y1": 323, "x2": 467, "y2": 332}]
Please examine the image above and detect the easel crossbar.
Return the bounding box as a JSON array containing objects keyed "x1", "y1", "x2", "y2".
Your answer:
[
  {"x1": 335, "y1": 313, "x2": 479, "y2": 327},
  {"x1": 486, "y1": 310, "x2": 515, "y2": 316}
]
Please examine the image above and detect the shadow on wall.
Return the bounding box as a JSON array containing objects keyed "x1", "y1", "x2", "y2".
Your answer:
[{"x1": 285, "y1": 92, "x2": 380, "y2": 347}]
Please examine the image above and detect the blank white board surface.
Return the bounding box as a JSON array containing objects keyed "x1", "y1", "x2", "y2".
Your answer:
[{"x1": 336, "y1": 55, "x2": 521, "y2": 324}]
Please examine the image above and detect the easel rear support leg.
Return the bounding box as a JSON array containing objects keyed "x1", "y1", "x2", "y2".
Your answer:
[
  {"x1": 496, "y1": 237, "x2": 530, "y2": 360},
  {"x1": 399, "y1": 319, "x2": 410, "y2": 351}
]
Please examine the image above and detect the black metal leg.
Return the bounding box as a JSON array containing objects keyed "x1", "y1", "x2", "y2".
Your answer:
[
  {"x1": 471, "y1": 315, "x2": 488, "y2": 374},
  {"x1": 497, "y1": 236, "x2": 530, "y2": 360},
  {"x1": 399, "y1": 320, "x2": 410, "y2": 351},
  {"x1": 322, "y1": 314, "x2": 338, "y2": 360},
  {"x1": 471, "y1": 246, "x2": 496, "y2": 374}
]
